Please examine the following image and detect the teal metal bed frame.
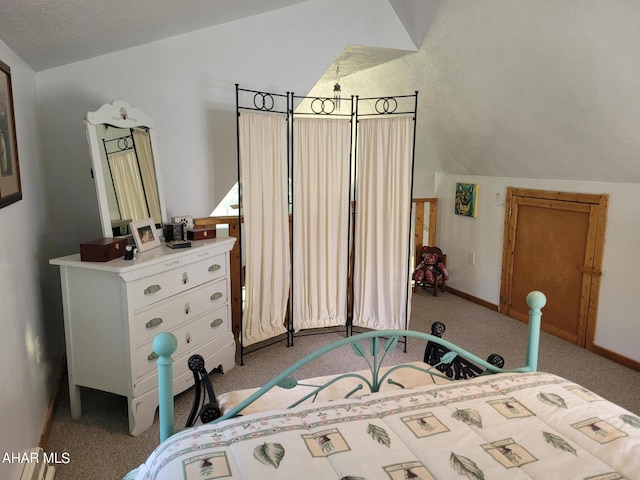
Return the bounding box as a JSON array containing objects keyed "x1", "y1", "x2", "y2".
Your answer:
[{"x1": 152, "y1": 291, "x2": 547, "y2": 442}]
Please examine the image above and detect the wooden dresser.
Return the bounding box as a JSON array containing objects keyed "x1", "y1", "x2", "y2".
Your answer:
[{"x1": 50, "y1": 237, "x2": 236, "y2": 435}]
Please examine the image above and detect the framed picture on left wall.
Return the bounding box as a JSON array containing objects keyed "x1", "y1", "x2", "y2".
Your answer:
[{"x1": 0, "y1": 59, "x2": 21, "y2": 209}]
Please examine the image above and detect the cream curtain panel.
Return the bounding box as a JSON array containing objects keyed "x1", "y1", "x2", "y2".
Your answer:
[
  {"x1": 108, "y1": 151, "x2": 149, "y2": 222},
  {"x1": 292, "y1": 117, "x2": 351, "y2": 331},
  {"x1": 132, "y1": 128, "x2": 162, "y2": 225},
  {"x1": 240, "y1": 112, "x2": 290, "y2": 346},
  {"x1": 352, "y1": 116, "x2": 414, "y2": 330}
]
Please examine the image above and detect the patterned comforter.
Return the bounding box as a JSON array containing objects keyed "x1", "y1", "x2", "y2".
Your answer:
[{"x1": 128, "y1": 372, "x2": 640, "y2": 479}]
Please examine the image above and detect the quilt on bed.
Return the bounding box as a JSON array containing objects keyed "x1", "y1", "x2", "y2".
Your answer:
[{"x1": 129, "y1": 371, "x2": 640, "y2": 479}]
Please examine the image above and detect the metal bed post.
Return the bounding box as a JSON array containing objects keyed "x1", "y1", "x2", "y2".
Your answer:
[
  {"x1": 153, "y1": 332, "x2": 177, "y2": 442},
  {"x1": 526, "y1": 290, "x2": 546, "y2": 371}
]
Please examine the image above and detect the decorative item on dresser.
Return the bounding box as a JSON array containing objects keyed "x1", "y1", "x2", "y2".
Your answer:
[
  {"x1": 130, "y1": 217, "x2": 162, "y2": 252},
  {"x1": 79, "y1": 237, "x2": 128, "y2": 262},
  {"x1": 187, "y1": 227, "x2": 216, "y2": 241},
  {"x1": 163, "y1": 222, "x2": 184, "y2": 242},
  {"x1": 50, "y1": 236, "x2": 237, "y2": 436}
]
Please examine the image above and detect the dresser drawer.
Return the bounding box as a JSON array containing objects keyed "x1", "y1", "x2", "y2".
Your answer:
[
  {"x1": 132, "y1": 331, "x2": 236, "y2": 398},
  {"x1": 134, "y1": 306, "x2": 230, "y2": 380},
  {"x1": 133, "y1": 278, "x2": 229, "y2": 345},
  {"x1": 128, "y1": 253, "x2": 227, "y2": 310}
]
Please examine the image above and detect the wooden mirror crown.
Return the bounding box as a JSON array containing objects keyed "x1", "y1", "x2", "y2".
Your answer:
[{"x1": 85, "y1": 100, "x2": 166, "y2": 238}]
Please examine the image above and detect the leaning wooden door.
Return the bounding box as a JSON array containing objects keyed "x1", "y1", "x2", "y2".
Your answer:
[{"x1": 500, "y1": 188, "x2": 608, "y2": 348}]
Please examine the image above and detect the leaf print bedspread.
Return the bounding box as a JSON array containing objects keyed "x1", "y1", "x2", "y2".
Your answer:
[{"x1": 126, "y1": 372, "x2": 640, "y2": 479}]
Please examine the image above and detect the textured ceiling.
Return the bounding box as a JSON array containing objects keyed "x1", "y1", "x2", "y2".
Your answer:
[
  {"x1": 10, "y1": 1, "x2": 632, "y2": 185},
  {"x1": 0, "y1": 0, "x2": 308, "y2": 71},
  {"x1": 0, "y1": 0, "x2": 423, "y2": 80}
]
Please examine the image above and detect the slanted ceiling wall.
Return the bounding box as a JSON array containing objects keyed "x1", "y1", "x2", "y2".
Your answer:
[
  {"x1": 307, "y1": 0, "x2": 640, "y2": 363},
  {"x1": 316, "y1": 0, "x2": 640, "y2": 184}
]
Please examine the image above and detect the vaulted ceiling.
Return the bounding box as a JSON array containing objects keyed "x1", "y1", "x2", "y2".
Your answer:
[
  {"x1": 0, "y1": 0, "x2": 424, "y2": 74},
  {"x1": 0, "y1": 1, "x2": 308, "y2": 72},
  {"x1": 2, "y1": 0, "x2": 639, "y2": 184}
]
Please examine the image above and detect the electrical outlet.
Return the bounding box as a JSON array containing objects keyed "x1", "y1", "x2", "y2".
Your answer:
[
  {"x1": 468, "y1": 251, "x2": 476, "y2": 265},
  {"x1": 171, "y1": 215, "x2": 194, "y2": 231}
]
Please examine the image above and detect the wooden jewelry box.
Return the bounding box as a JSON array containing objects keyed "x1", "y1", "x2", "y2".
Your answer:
[
  {"x1": 80, "y1": 237, "x2": 128, "y2": 262},
  {"x1": 187, "y1": 227, "x2": 216, "y2": 241}
]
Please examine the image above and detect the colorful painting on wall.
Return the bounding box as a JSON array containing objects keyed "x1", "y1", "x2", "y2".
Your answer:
[{"x1": 455, "y1": 183, "x2": 478, "y2": 217}]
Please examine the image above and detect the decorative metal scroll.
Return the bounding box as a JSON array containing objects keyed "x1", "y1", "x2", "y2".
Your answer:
[
  {"x1": 195, "y1": 322, "x2": 510, "y2": 423},
  {"x1": 278, "y1": 321, "x2": 505, "y2": 409},
  {"x1": 424, "y1": 321, "x2": 505, "y2": 380},
  {"x1": 275, "y1": 334, "x2": 458, "y2": 409},
  {"x1": 292, "y1": 93, "x2": 353, "y2": 118},
  {"x1": 355, "y1": 92, "x2": 418, "y2": 118},
  {"x1": 236, "y1": 85, "x2": 289, "y2": 115},
  {"x1": 211, "y1": 316, "x2": 534, "y2": 425}
]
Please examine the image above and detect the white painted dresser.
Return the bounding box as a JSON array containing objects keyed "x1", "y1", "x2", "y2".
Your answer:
[{"x1": 50, "y1": 237, "x2": 236, "y2": 435}]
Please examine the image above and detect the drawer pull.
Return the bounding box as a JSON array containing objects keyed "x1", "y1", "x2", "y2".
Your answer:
[
  {"x1": 211, "y1": 318, "x2": 224, "y2": 328},
  {"x1": 148, "y1": 352, "x2": 159, "y2": 361},
  {"x1": 210, "y1": 292, "x2": 224, "y2": 301},
  {"x1": 209, "y1": 264, "x2": 222, "y2": 272},
  {"x1": 145, "y1": 318, "x2": 163, "y2": 328},
  {"x1": 144, "y1": 284, "x2": 161, "y2": 295}
]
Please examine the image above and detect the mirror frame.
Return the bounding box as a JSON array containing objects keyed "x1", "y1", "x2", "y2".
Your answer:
[{"x1": 85, "y1": 100, "x2": 167, "y2": 239}]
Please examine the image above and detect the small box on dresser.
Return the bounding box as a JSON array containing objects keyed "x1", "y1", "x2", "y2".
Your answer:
[
  {"x1": 164, "y1": 222, "x2": 184, "y2": 242},
  {"x1": 187, "y1": 227, "x2": 216, "y2": 240},
  {"x1": 80, "y1": 237, "x2": 128, "y2": 262}
]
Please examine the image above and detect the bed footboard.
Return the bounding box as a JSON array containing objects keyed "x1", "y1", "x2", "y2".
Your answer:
[{"x1": 152, "y1": 290, "x2": 546, "y2": 441}]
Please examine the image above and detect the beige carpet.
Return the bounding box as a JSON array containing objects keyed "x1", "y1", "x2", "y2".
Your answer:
[{"x1": 46, "y1": 292, "x2": 640, "y2": 479}]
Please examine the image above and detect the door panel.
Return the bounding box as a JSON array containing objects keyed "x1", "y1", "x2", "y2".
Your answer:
[
  {"x1": 500, "y1": 189, "x2": 608, "y2": 348},
  {"x1": 509, "y1": 198, "x2": 590, "y2": 344}
]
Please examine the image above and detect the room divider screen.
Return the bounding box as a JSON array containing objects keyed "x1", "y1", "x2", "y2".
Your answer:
[{"x1": 235, "y1": 85, "x2": 418, "y2": 362}]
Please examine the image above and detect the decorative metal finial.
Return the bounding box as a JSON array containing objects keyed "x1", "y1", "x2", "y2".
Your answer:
[{"x1": 333, "y1": 66, "x2": 341, "y2": 111}]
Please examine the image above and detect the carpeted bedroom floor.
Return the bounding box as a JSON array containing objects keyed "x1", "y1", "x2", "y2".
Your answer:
[{"x1": 45, "y1": 292, "x2": 640, "y2": 479}]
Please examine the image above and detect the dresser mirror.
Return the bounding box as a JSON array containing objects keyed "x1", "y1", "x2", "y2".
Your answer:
[{"x1": 85, "y1": 100, "x2": 166, "y2": 238}]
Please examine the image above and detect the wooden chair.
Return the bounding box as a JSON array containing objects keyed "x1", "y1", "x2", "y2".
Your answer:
[{"x1": 413, "y1": 246, "x2": 447, "y2": 296}]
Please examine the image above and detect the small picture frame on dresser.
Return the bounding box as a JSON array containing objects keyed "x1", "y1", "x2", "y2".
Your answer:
[{"x1": 130, "y1": 218, "x2": 161, "y2": 252}]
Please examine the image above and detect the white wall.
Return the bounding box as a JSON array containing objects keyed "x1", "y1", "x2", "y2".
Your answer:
[
  {"x1": 0, "y1": 41, "x2": 51, "y2": 479},
  {"x1": 435, "y1": 173, "x2": 640, "y2": 363},
  {"x1": 4, "y1": 3, "x2": 640, "y2": 471},
  {"x1": 3, "y1": 1, "x2": 414, "y2": 475},
  {"x1": 37, "y1": 0, "x2": 414, "y2": 228}
]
